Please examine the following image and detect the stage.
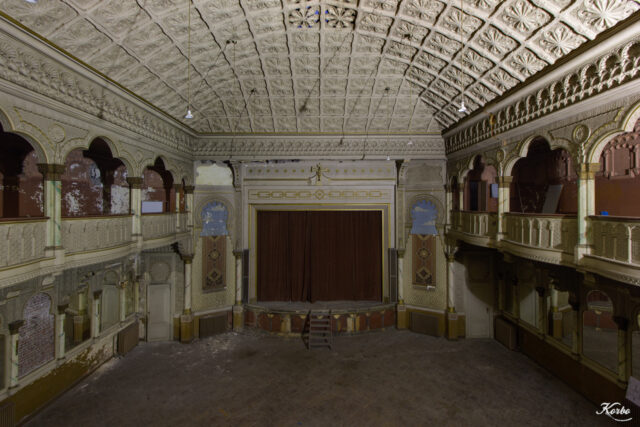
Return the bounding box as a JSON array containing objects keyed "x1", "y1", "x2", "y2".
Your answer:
[{"x1": 243, "y1": 300, "x2": 397, "y2": 335}]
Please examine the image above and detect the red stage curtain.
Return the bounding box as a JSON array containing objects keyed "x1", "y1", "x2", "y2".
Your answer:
[{"x1": 257, "y1": 211, "x2": 382, "y2": 302}]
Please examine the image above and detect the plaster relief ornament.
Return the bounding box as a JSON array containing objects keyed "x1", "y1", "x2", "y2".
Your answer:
[
  {"x1": 324, "y1": 6, "x2": 356, "y2": 29},
  {"x1": 509, "y1": 49, "x2": 547, "y2": 77},
  {"x1": 403, "y1": 1, "x2": 444, "y2": 24},
  {"x1": 502, "y1": 0, "x2": 550, "y2": 34},
  {"x1": 578, "y1": 0, "x2": 640, "y2": 30},
  {"x1": 289, "y1": 6, "x2": 320, "y2": 28},
  {"x1": 477, "y1": 26, "x2": 518, "y2": 58},
  {"x1": 539, "y1": 24, "x2": 586, "y2": 58}
]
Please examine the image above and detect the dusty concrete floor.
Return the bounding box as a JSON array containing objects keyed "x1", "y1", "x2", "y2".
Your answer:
[{"x1": 25, "y1": 330, "x2": 612, "y2": 427}]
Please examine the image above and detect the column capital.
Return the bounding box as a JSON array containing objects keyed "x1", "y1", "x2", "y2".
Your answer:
[
  {"x1": 184, "y1": 185, "x2": 195, "y2": 194},
  {"x1": 181, "y1": 255, "x2": 194, "y2": 264},
  {"x1": 173, "y1": 183, "x2": 183, "y2": 191},
  {"x1": 57, "y1": 304, "x2": 69, "y2": 315},
  {"x1": 578, "y1": 163, "x2": 601, "y2": 180},
  {"x1": 233, "y1": 250, "x2": 244, "y2": 259},
  {"x1": 117, "y1": 280, "x2": 129, "y2": 289},
  {"x1": 9, "y1": 320, "x2": 24, "y2": 334},
  {"x1": 498, "y1": 176, "x2": 513, "y2": 187},
  {"x1": 93, "y1": 290, "x2": 103, "y2": 299},
  {"x1": 126, "y1": 177, "x2": 144, "y2": 188},
  {"x1": 37, "y1": 163, "x2": 65, "y2": 180}
]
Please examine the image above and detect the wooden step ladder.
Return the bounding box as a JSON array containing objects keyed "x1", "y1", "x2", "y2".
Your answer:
[{"x1": 308, "y1": 311, "x2": 332, "y2": 350}]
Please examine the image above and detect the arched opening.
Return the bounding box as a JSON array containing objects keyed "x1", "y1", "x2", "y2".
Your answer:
[
  {"x1": 510, "y1": 139, "x2": 577, "y2": 214},
  {"x1": 595, "y1": 118, "x2": 640, "y2": 216},
  {"x1": 61, "y1": 139, "x2": 129, "y2": 217},
  {"x1": 451, "y1": 177, "x2": 460, "y2": 211},
  {"x1": 179, "y1": 179, "x2": 186, "y2": 213},
  {"x1": 0, "y1": 125, "x2": 44, "y2": 218},
  {"x1": 142, "y1": 158, "x2": 174, "y2": 213},
  {"x1": 18, "y1": 293, "x2": 54, "y2": 377},
  {"x1": 64, "y1": 287, "x2": 90, "y2": 352},
  {"x1": 463, "y1": 156, "x2": 497, "y2": 212},
  {"x1": 582, "y1": 290, "x2": 617, "y2": 372}
]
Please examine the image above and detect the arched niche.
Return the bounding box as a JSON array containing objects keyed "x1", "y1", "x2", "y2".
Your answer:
[
  {"x1": 463, "y1": 156, "x2": 497, "y2": 212},
  {"x1": 61, "y1": 139, "x2": 129, "y2": 217},
  {"x1": 65, "y1": 287, "x2": 90, "y2": 351},
  {"x1": 18, "y1": 293, "x2": 54, "y2": 377},
  {"x1": 582, "y1": 290, "x2": 617, "y2": 372},
  {"x1": 408, "y1": 199, "x2": 439, "y2": 288},
  {"x1": 547, "y1": 282, "x2": 573, "y2": 348},
  {"x1": 142, "y1": 158, "x2": 174, "y2": 214},
  {"x1": 0, "y1": 125, "x2": 44, "y2": 218},
  {"x1": 595, "y1": 117, "x2": 640, "y2": 217},
  {"x1": 510, "y1": 138, "x2": 577, "y2": 214},
  {"x1": 200, "y1": 200, "x2": 230, "y2": 292}
]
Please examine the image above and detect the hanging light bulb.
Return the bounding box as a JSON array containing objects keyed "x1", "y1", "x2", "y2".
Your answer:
[
  {"x1": 24, "y1": 0, "x2": 37, "y2": 3},
  {"x1": 458, "y1": 101, "x2": 467, "y2": 113},
  {"x1": 184, "y1": 109, "x2": 193, "y2": 119},
  {"x1": 408, "y1": 140, "x2": 413, "y2": 146},
  {"x1": 386, "y1": 155, "x2": 391, "y2": 161}
]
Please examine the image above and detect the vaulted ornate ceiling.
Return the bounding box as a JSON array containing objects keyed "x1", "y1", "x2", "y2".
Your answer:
[{"x1": 0, "y1": 0, "x2": 638, "y2": 135}]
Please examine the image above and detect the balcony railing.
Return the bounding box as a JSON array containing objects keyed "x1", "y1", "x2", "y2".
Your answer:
[
  {"x1": 0, "y1": 218, "x2": 47, "y2": 268},
  {"x1": 504, "y1": 213, "x2": 577, "y2": 254},
  {"x1": 61, "y1": 215, "x2": 132, "y2": 254},
  {"x1": 451, "y1": 211, "x2": 497, "y2": 240},
  {"x1": 177, "y1": 211, "x2": 188, "y2": 232},
  {"x1": 589, "y1": 216, "x2": 640, "y2": 265},
  {"x1": 141, "y1": 213, "x2": 176, "y2": 240}
]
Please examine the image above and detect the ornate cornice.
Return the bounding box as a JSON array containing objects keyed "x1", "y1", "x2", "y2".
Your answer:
[
  {"x1": 0, "y1": 19, "x2": 193, "y2": 156},
  {"x1": 194, "y1": 135, "x2": 445, "y2": 160},
  {"x1": 445, "y1": 35, "x2": 640, "y2": 155}
]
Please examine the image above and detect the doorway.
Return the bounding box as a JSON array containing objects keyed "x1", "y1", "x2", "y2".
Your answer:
[{"x1": 148, "y1": 284, "x2": 171, "y2": 341}]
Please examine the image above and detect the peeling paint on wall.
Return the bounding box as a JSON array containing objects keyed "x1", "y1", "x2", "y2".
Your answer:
[{"x1": 195, "y1": 162, "x2": 232, "y2": 186}]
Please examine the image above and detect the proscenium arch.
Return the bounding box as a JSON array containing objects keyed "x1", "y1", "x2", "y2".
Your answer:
[
  {"x1": 0, "y1": 107, "x2": 50, "y2": 164},
  {"x1": 587, "y1": 100, "x2": 640, "y2": 165}
]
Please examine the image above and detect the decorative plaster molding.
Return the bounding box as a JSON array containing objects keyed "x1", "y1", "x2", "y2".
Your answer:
[{"x1": 445, "y1": 36, "x2": 640, "y2": 154}]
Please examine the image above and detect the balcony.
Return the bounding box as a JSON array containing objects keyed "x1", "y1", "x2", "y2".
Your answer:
[
  {"x1": 450, "y1": 211, "x2": 498, "y2": 245},
  {"x1": 61, "y1": 215, "x2": 133, "y2": 254},
  {"x1": 502, "y1": 213, "x2": 577, "y2": 264},
  {"x1": 583, "y1": 216, "x2": 640, "y2": 284},
  {"x1": 177, "y1": 211, "x2": 188, "y2": 232},
  {"x1": 0, "y1": 218, "x2": 48, "y2": 268},
  {"x1": 142, "y1": 213, "x2": 177, "y2": 240}
]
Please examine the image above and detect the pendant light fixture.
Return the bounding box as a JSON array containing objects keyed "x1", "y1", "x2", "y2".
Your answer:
[
  {"x1": 457, "y1": 0, "x2": 467, "y2": 114},
  {"x1": 184, "y1": 0, "x2": 193, "y2": 120}
]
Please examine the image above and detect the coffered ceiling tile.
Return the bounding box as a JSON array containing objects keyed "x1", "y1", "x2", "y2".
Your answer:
[{"x1": 0, "y1": 0, "x2": 77, "y2": 37}]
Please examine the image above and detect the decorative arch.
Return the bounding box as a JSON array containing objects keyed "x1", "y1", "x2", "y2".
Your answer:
[
  {"x1": 200, "y1": 201, "x2": 229, "y2": 236},
  {"x1": 61, "y1": 134, "x2": 135, "y2": 176},
  {"x1": 195, "y1": 196, "x2": 234, "y2": 234},
  {"x1": 0, "y1": 119, "x2": 49, "y2": 165},
  {"x1": 588, "y1": 100, "x2": 640, "y2": 165},
  {"x1": 504, "y1": 135, "x2": 546, "y2": 176}
]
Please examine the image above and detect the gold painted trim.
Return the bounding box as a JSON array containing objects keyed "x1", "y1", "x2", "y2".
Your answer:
[
  {"x1": 0, "y1": 256, "x2": 55, "y2": 272},
  {"x1": 0, "y1": 217, "x2": 48, "y2": 224}
]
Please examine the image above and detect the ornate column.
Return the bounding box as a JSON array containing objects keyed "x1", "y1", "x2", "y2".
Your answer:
[
  {"x1": 535, "y1": 286, "x2": 547, "y2": 337},
  {"x1": 118, "y1": 281, "x2": 127, "y2": 322},
  {"x1": 174, "y1": 183, "x2": 182, "y2": 231},
  {"x1": 497, "y1": 176, "x2": 512, "y2": 240},
  {"x1": 575, "y1": 163, "x2": 600, "y2": 262},
  {"x1": 550, "y1": 283, "x2": 563, "y2": 339},
  {"x1": 444, "y1": 184, "x2": 453, "y2": 226},
  {"x1": 180, "y1": 255, "x2": 194, "y2": 343},
  {"x1": 184, "y1": 186, "x2": 195, "y2": 230},
  {"x1": 396, "y1": 249, "x2": 407, "y2": 330},
  {"x1": 446, "y1": 251, "x2": 458, "y2": 340},
  {"x1": 37, "y1": 164, "x2": 65, "y2": 250},
  {"x1": 8, "y1": 320, "x2": 23, "y2": 388},
  {"x1": 233, "y1": 250, "x2": 244, "y2": 331},
  {"x1": 127, "y1": 177, "x2": 143, "y2": 239},
  {"x1": 55, "y1": 304, "x2": 68, "y2": 360},
  {"x1": 569, "y1": 293, "x2": 581, "y2": 358},
  {"x1": 92, "y1": 290, "x2": 102, "y2": 338},
  {"x1": 614, "y1": 316, "x2": 630, "y2": 385}
]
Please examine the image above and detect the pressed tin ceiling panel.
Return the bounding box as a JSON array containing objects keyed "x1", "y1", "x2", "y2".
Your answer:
[{"x1": 0, "y1": 0, "x2": 638, "y2": 134}]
